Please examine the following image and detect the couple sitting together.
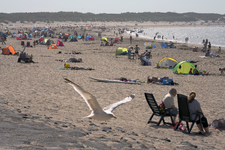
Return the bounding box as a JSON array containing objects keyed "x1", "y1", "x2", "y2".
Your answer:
[
  {"x1": 163, "y1": 88, "x2": 210, "y2": 134},
  {"x1": 189, "y1": 65, "x2": 209, "y2": 75}
]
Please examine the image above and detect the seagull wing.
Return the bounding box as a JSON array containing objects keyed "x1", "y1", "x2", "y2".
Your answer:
[
  {"x1": 103, "y1": 94, "x2": 135, "y2": 113},
  {"x1": 64, "y1": 78, "x2": 103, "y2": 114}
]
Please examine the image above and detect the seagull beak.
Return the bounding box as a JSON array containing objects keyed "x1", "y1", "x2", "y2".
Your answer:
[{"x1": 114, "y1": 116, "x2": 117, "y2": 119}]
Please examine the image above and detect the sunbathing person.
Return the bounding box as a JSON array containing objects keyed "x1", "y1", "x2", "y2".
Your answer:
[
  {"x1": 188, "y1": 91, "x2": 210, "y2": 134},
  {"x1": 72, "y1": 51, "x2": 81, "y2": 54},
  {"x1": 70, "y1": 66, "x2": 95, "y2": 70},
  {"x1": 68, "y1": 58, "x2": 82, "y2": 62}
]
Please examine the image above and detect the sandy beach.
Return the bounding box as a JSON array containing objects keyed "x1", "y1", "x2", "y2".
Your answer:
[{"x1": 0, "y1": 22, "x2": 225, "y2": 149}]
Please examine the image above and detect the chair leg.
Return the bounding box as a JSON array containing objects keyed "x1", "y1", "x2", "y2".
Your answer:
[
  {"x1": 188, "y1": 122, "x2": 195, "y2": 134},
  {"x1": 147, "y1": 114, "x2": 154, "y2": 124},
  {"x1": 186, "y1": 122, "x2": 189, "y2": 131},
  {"x1": 170, "y1": 114, "x2": 174, "y2": 125},
  {"x1": 175, "y1": 120, "x2": 182, "y2": 130},
  {"x1": 157, "y1": 116, "x2": 164, "y2": 126}
]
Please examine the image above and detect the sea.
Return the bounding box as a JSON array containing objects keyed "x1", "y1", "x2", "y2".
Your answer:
[{"x1": 131, "y1": 26, "x2": 225, "y2": 47}]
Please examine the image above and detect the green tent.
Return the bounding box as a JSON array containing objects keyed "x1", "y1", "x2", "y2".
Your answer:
[
  {"x1": 173, "y1": 61, "x2": 199, "y2": 74},
  {"x1": 116, "y1": 47, "x2": 128, "y2": 55}
]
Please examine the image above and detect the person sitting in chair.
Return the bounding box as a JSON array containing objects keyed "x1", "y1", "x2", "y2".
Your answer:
[
  {"x1": 163, "y1": 88, "x2": 178, "y2": 122},
  {"x1": 188, "y1": 91, "x2": 210, "y2": 134}
]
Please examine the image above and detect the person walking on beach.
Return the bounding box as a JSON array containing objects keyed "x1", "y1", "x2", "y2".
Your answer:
[
  {"x1": 202, "y1": 39, "x2": 205, "y2": 44},
  {"x1": 1, "y1": 36, "x2": 6, "y2": 45},
  {"x1": 208, "y1": 42, "x2": 211, "y2": 52},
  {"x1": 130, "y1": 35, "x2": 132, "y2": 44},
  {"x1": 134, "y1": 45, "x2": 140, "y2": 60}
]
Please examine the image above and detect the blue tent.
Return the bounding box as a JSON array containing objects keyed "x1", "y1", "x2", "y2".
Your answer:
[
  {"x1": 77, "y1": 35, "x2": 82, "y2": 39},
  {"x1": 85, "y1": 36, "x2": 91, "y2": 41}
]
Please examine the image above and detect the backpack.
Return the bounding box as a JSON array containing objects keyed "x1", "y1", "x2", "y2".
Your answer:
[{"x1": 212, "y1": 118, "x2": 225, "y2": 129}]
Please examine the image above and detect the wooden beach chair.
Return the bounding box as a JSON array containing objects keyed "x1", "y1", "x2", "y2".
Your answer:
[
  {"x1": 175, "y1": 94, "x2": 203, "y2": 134},
  {"x1": 144, "y1": 93, "x2": 174, "y2": 126}
]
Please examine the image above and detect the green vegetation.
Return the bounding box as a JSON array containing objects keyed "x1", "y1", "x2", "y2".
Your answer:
[{"x1": 0, "y1": 12, "x2": 224, "y2": 23}]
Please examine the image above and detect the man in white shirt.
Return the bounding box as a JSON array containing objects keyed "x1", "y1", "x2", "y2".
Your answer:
[{"x1": 163, "y1": 88, "x2": 178, "y2": 122}]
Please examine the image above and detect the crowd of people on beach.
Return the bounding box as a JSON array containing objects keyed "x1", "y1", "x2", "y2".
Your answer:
[{"x1": 1, "y1": 24, "x2": 225, "y2": 138}]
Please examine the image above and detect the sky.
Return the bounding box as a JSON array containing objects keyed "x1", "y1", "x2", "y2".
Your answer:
[{"x1": 1, "y1": 0, "x2": 225, "y2": 14}]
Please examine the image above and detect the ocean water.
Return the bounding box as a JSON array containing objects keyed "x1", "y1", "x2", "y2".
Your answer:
[{"x1": 133, "y1": 26, "x2": 225, "y2": 47}]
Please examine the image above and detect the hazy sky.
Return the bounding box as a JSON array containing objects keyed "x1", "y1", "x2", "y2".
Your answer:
[{"x1": 1, "y1": 0, "x2": 225, "y2": 14}]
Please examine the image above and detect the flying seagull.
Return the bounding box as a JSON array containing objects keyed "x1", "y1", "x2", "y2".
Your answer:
[{"x1": 64, "y1": 78, "x2": 135, "y2": 121}]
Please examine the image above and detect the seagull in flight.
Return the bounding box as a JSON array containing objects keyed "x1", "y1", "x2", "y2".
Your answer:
[{"x1": 64, "y1": 78, "x2": 135, "y2": 121}]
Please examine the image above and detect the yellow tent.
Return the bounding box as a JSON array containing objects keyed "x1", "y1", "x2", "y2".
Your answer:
[
  {"x1": 44, "y1": 38, "x2": 48, "y2": 43},
  {"x1": 101, "y1": 37, "x2": 107, "y2": 41},
  {"x1": 116, "y1": 47, "x2": 128, "y2": 55}
]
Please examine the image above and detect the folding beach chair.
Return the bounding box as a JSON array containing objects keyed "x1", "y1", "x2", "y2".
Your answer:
[
  {"x1": 175, "y1": 94, "x2": 203, "y2": 134},
  {"x1": 27, "y1": 42, "x2": 30, "y2": 47},
  {"x1": 145, "y1": 93, "x2": 174, "y2": 126}
]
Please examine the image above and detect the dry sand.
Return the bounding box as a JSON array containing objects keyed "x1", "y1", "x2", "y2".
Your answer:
[{"x1": 0, "y1": 22, "x2": 225, "y2": 149}]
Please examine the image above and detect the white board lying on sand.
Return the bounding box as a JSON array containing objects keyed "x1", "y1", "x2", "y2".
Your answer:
[{"x1": 90, "y1": 77, "x2": 142, "y2": 84}]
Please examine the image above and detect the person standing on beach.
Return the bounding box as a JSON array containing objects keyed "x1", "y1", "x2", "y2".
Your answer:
[
  {"x1": 120, "y1": 35, "x2": 123, "y2": 42},
  {"x1": 127, "y1": 46, "x2": 133, "y2": 59},
  {"x1": 218, "y1": 47, "x2": 221, "y2": 53},
  {"x1": 134, "y1": 45, "x2": 140, "y2": 59},
  {"x1": 130, "y1": 35, "x2": 132, "y2": 44},
  {"x1": 162, "y1": 36, "x2": 164, "y2": 40},
  {"x1": 208, "y1": 42, "x2": 211, "y2": 52},
  {"x1": 1, "y1": 36, "x2": 6, "y2": 45}
]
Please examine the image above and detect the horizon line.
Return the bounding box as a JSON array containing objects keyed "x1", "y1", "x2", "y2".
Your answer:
[{"x1": 0, "y1": 11, "x2": 224, "y2": 15}]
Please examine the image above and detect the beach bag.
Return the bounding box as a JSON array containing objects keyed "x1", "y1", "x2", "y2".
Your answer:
[
  {"x1": 159, "y1": 101, "x2": 165, "y2": 113},
  {"x1": 212, "y1": 118, "x2": 225, "y2": 129},
  {"x1": 172, "y1": 122, "x2": 187, "y2": 131}
]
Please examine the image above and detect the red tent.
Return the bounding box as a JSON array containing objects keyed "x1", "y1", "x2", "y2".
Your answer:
[
  {"x1": 115, "y1": 38, "x2": 119, "y2": 42},
  {"x1": 89, "y1": 37, "x2": 95, "y2": 41},
  {"x1": 16, "y1": 37, "x2": 22, "y2": 40}
]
